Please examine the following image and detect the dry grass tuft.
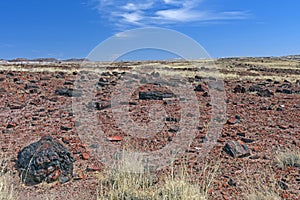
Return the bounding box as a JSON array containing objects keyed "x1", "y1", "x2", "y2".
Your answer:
[
  {"x1": 96, "y1": 160, "x2": 216, "y2": 200},
  {"x1": 0, "y1": 153, "x2": 15, "y2": 200},
  {"x1": 241, "y1": 165, "x2": 282, "y2": 200},
  {"x1": 275, "y1": 150, "x2": 300, "y2": 169}
]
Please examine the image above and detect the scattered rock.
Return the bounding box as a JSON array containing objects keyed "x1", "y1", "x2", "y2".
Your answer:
[
  {"x1": 55, "y1": 72, "x2": 65, "y2": 79},
  {"x1": 278, "y1": 180, "x2": 289, "y2": 190},
  {"x1": 6, "y1": 123, "x2": 17, "y2": 129},
  {"x1": 165, "y1": 117, "x2": 179, "y2": 122},
  {"x1": 195, "y1": 83, "x2": 207, "y2": 92},
  {"x1": 17, "y1": 136, "x2": 74, "y2": 185},
  {"x1": 278, "y1": 125, "x2": 289, "y2": 130},
  {"x1": 237, "y1": 132, "x2": 246, "y2": 137},
  {"x1": 249, "y1": 85, "x2": 262, "y2": 92},
  {"x1": 223, "y1": 140, "x2": 251, "y2": 158},
  {"x1": 0, "y1": 87, "x2": 6, "y2": 93},
  {"x1": 81, "y1": 152, "x2": 90, "y2": 160},
  {"x1": 64, "y1": 81, "x2": 74, "y2": 85},
  {"x1": 233, "y1": 85, "x2": 246, "y2": 93},
  {"x1": 107, "y1": 136, "x2": 123, "y2": 142},
  {"x1": 151, "y1": 71, "x2": 160, "y2": 77},
  {"x1": 73, "y1": 171, "x2": 84, "y2": 180},
  {"x1": 258, "y1": 89, "x2": 273, "y2": 97},
  {"x1": 8, "y1": 103, "x2": 25, "y2": 110},
  {"x1": 25, "y1": 84, "x2": 39, "y2": 90},
  {"x1": 55, "y1": 88, "x2": 82, "y2": 97},
  {"x1": 139, "y1": 91, "x2": 174, "y2": 100},
  {"x1": 240, "y1": 137, "x2": 255, "y2": 143},
  {"x1": 86, "y1": 164, "x2": 102, "y2": 172},
  {"x1": 168, "y1": 125, "x2": 179, "y2": 133},
  {"x1": 228, "y1": 178, "x2": 236, "y2": 186},
  {"x1": 260, "y1": 106, "x2": 267, "y2": 110},
  {"x1": 226, "y1": 116, "x2": 241, "y2": 125},
  {"x1": 60, "y1": 125, "x2": 72, "y2": 131},
  {"x1": 98, "y1": 77, "x2": 109, "y2": 87}
]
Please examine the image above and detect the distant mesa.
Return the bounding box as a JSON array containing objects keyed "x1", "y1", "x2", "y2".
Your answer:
[
  {"x1": 62, "y1": 58, "x2": 89, "y2": 62},
  {"x1": 5, "y1": 58, "x2": 89, "y2": 63}
]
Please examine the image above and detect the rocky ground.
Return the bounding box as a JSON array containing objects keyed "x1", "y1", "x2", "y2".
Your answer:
[{"x1": 0, "y1": 57, "x2": 299, "y2": 199}]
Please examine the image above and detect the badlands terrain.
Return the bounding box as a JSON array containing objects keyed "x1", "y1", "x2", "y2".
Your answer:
[{"x1": 0, "y1": 56, "x2": 299, "y2": 199}]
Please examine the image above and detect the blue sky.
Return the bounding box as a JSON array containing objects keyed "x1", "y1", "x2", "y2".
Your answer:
[{"x1": 0, "y1": 0, "x2": 299, "y2": 60}]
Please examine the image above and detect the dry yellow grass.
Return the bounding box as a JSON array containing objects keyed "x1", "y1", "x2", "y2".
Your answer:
[
  {"x1": 275, "y1": 150, "x2": 300, "y2": 169},
  {"x1": 96, "y1": 160, "x2": 218, "y2": 200},
  {"x1": 0, "y1": 153, "x2": 15, "y2": 200},
  {"x1": 241, "y1": 166, "x2": 282, "y2": 200}
]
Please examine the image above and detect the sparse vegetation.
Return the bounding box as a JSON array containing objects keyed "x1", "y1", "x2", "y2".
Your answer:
[
  {"x1": 275, "y1": 150, "x2": 300, "y2": 169},
  {"x1": 242, "y1": 166, "x2": 282, "y2": 200},
  {"x1": 97, "y1": 161, "x2": 216, "y2": 200},
  {"x1": 0, "y1": 153, "x2": 15, "y2": 200}
]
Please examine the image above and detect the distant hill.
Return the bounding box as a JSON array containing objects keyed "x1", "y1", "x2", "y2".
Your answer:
[{"x1": 280, "y1": 55, "x2": 300, "y2": 60}]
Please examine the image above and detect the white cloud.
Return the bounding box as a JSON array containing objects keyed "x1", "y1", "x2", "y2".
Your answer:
[
  {"x1": 155, "y1": 8, "x2": 206, "y2": 22},
  {"x1": 121, "y1": 12, "x2": 144, "y2": 24},
  {"x1": 122, "y1": 2, "x2": 153, "y2": 11},
  {"x1": 96, "y1": 0, "x2": 248, "y2": 27}
]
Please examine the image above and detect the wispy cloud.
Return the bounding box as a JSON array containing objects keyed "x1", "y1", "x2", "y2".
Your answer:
[
  {"x1": 96, "y1": 0, "x2": 248, "y2": 27},
  {"x1": 0, "y1": 44, "x2": 14, "y2": 48}
]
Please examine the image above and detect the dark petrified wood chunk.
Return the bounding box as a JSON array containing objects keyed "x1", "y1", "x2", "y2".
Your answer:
[{"x1": 17, "y1": 136, "x2": 74, "y2": 185}]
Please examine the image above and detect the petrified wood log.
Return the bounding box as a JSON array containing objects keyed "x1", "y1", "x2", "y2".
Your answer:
[{"x1": 17, "y1": 136, "x2": 74, "y2": 185}]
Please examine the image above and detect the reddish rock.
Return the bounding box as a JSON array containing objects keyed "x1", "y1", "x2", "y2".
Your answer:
[
  {"x1": 86, "y1": 164, "x2": 102, "y2": 172},
  {"x1": 107, "y1": 135, "x2": 123, "y2": 142},
  {"x1": 73, "y1": 171, "x2": 84, "y2": 180},
  {"x1": 226, "y1": 116, "x2": 241, "y2": 125},
  {"x1": 81, "y1": 152, "x2": 90, "y2": 160}
]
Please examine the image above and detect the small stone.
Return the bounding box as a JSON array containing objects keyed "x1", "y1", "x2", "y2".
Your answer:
[
  {"x1": 107, "y1": 136, "x2": 123, "y2": 142},
  {"x1": 60, "y1": 176, "x2": 70, "y2": 184},
  {"x1": 168, "y1": 125, "x2": 179, "y2": 133},
  {"x1": 25, "y1": 84, "x2": 39, "y2": 90},
  {"x1": 227, "y1": 116, "x2": 240, "y2": 125},
  {"x1": 278, "y1": 180, "x2": 288, "y2": 190},
  {"x1": 258, "y1": 89, "x2": 273, "y2": 97},
  {"x1": 87, "y1": 164, "x2": 101, "y2": 172},
  {"x1": 0, "y1": 87, "x2": 6, "y2": 93},
  {"x1": 8, "y1": 103, "x2": 24, "y2": 110},
  {"x1": 60, "y1": 126, "x2": 72, "y2": 131},
  {"x1": 233, "y1": 85, "x2": 246, "y2": 93},
  {"x1": 165, "y1": 117, "x2": 179, "y2": 122},
  {"x1": 228, "y1": 178, "x2": 236, "y2": 186},
  {"x1": 73, "y1": 171, "x2": 84, "y2": 180},
  {"x1": 237, "y1": 132, "x2": 246, "y2": 137},
  {"x1": 81, "y1": 153, "x2": 90, "y2": 160},
  {"x1": 249, "y1": 154, "x2": 260, "y2": 159},
  {"x1": 139, "y1": 91, "x2": 174, "y2": 100},
  {"x1": 241, "y1": 137, "x2": 255, "y2": 143},
  {"x1": 278, "y1": 125, "x2": 289, "y2": 130},
  {"x1": 6, "y1": 123, "x2": 17, "y2": 129},
  {"x1": 55, "y1": 88, "x2": 82, "y2": 97},
  {"x1": 195, "y1": 83, "x2": 207, "y2": 92}
]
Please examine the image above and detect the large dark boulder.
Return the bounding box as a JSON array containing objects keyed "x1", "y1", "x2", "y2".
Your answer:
[{"x1": 17, "y1": 136, "x2": 74, "y2": 185}]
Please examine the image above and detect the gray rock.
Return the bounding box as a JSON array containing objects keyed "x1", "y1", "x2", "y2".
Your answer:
[
  {"x1": 223, "y1": 140, "x2": 250, "y2": 158},
  {"x1": 139, "y1": 91, "x2": 174, "y2": 100},
  {"x1": 55, "y1": 88, "x2": 82, "y2": 97}
]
